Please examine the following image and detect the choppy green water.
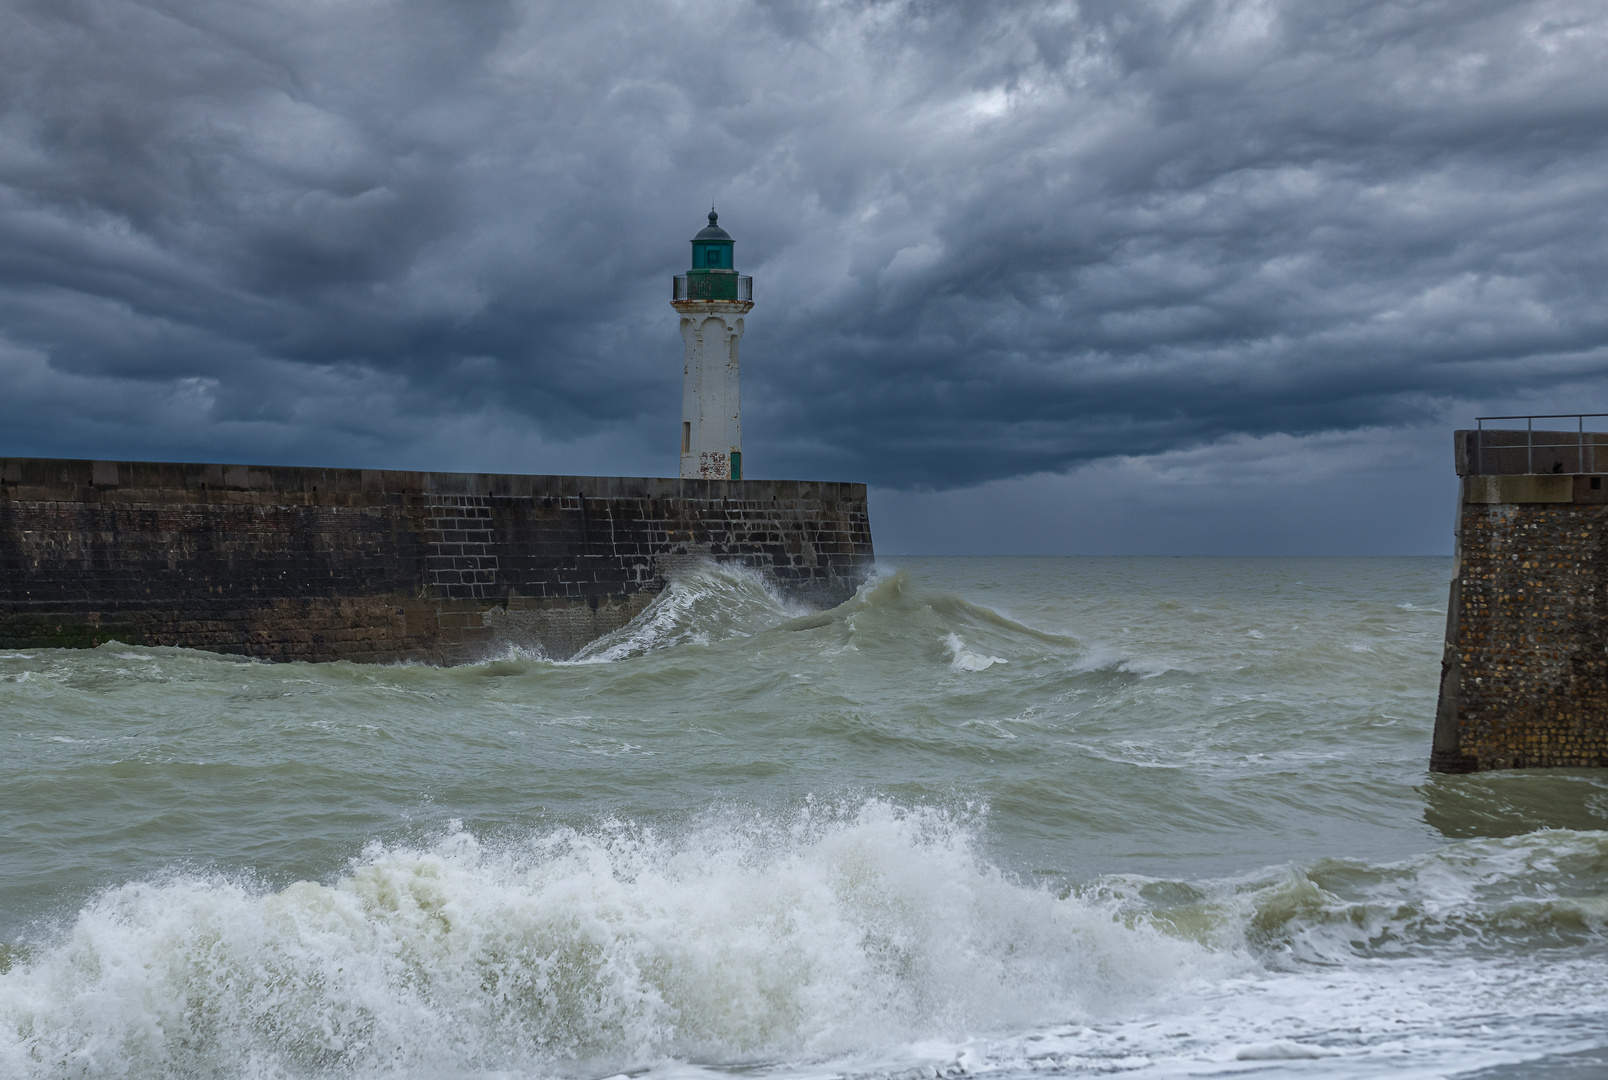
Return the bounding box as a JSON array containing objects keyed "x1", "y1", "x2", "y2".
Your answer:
[{"x1": 2, "y1": 557, "x2": 1606, "y2": 1079}]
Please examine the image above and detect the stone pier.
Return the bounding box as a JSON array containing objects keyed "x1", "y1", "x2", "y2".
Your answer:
[
  {"x1": 0, "y1": 458, "x2": 875, "y2": 664},
  {"x1": 1431, "y1": 428, "x2": 1608, "y2": 771}
]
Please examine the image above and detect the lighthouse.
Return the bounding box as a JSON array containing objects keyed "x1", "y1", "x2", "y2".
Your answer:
[{"x1": 673, "y1": 209, "x2": 753, "y2": 480}]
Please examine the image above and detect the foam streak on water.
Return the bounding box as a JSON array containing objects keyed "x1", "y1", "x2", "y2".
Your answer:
[{"x1": 2, "y1": 557, "x2": 1606, "y2": 1079}]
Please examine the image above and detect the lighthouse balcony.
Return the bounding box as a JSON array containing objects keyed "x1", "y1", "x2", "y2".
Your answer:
[{"x1": 673, "y1": 272, "x2": 752, "y2": 303}]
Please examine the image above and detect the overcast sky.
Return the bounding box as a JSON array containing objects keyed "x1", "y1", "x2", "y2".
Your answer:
[{"x1": 2, "y1": 0, "x2": 1606, "y2": 554}]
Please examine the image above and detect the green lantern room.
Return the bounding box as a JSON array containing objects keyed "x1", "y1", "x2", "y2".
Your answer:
[
  {"x1": 673, "y1": 210, "x2": 752, "y2": 303},
  {"x1": 692, "y1": 209, "x2": 733, "y2": 269}
]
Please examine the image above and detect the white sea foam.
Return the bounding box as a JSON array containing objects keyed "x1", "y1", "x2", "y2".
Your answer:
[
  {"x1": 4, "y1": 822, "x2": 1607, "y2": 1080},
  {"x1": 0, "y1": 802, "x2": 1213, "y2": 1079},
  {"x1": 571, "y1": 563, "x2": 810, "y2": 663},
  {"x1": 1070, "y1": 645, "x2": 1173, "y2": 678},
  {"x1": 1233, "y1": 1040, "x2": 1336, "y2": 1059},
  {"x1": 912, "y1": 833, "x2": 1608, "y2": 1079},
  {"x1": 943, "y1": 633, "x2": 1007, "y2": 672}
]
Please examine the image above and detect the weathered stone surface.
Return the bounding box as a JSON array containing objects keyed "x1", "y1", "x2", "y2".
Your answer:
[
  {"x1": 0, "y1": 458, "x2": 875, "y2": 664},
  {"x1": 1431, "y1": 432, "x2": 1608, "y2": 771}
]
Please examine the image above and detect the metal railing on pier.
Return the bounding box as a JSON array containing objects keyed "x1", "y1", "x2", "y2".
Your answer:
[{"x1": 1474, "y1": 413, "x2": 1608, "y2": 475}]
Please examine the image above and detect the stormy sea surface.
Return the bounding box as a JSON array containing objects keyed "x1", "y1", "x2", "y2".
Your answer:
[{"x1": 3, "y1": 557, "x2": 1607, "y2": 1080}]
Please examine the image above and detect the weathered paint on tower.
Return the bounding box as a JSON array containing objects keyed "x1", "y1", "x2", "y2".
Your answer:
[{"x1": 673, "y1": 210, "x2": 754, "y2": 480}]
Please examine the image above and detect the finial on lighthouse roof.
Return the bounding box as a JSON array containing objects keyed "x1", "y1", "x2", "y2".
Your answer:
[{"x1": 693, "y1": 209, "x2": 733, "y2": 245}]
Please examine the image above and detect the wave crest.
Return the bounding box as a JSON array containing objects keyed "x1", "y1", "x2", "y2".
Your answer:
[
  {"x1": 0, "y1": 802, "x2": 1209, "y2": 1079},
  {"x1": 571, "y1": 563, "x2": 812, "y2": 663},
  {"x1": 1087, "y1": 830, "x2": 1608, "y2": 966}
]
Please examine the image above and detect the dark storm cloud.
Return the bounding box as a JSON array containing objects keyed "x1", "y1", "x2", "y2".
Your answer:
[{"x1": 1, "y1": 0, "x2": 1606, "y2": 487}]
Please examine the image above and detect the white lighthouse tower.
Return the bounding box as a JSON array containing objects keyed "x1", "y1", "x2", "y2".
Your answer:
[{"x1": 673, "y1": 209, "x2": 753, "y2": 480}]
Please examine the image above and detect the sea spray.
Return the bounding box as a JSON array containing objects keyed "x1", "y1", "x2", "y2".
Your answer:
[
  {"x1": 0, "y1": 801, "x2": 1213, "y2": 1079},
  {"x1": 944, "y1": 634, "x2": 1007, "y2": 673},
  {"x1": 572, "y1": 563, "x2": 814, "y2": 663}
]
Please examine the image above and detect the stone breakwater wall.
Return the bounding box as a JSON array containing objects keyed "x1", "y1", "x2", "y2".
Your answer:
[
  {"x1": 1431, "y1": 430, "x2": 1608, "y2": 771},
  {"x1": 0, "y1": 458, "x2": 875, "y2": 664}
]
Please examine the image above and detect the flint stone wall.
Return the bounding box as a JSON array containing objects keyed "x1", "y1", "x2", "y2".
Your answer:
[
  {"x1": 1432, "y1": 431, "x2": 1608, "y2": 771},
  {"x1": 0, "y1": 458, "x2": 875, "y2": 664}
]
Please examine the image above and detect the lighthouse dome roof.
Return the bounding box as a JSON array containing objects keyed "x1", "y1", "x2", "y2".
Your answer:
[{"x1": 693, "y1": 209, "x2": 733, "y2": 243}]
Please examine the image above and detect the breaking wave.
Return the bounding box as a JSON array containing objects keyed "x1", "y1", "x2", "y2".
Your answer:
[
  {"x1": 570, "y1": 563, "x2": 812, "y2": 662},
  {"x1": 568, "y1": 566, "x2": 1085, "y2": 672},
  {"x1": 0, "y1": 802, "x2": 1211, "y2": 1080},
  {"x1": 944, "y1": 633, "x2": 1007, "y2": 672},
  {"x1": 6, "y1": 809, "x2": 1606, "y2": 1080},
  {"x1": 1085, "y1": 828, "x2": 1608, "y2": 964}
]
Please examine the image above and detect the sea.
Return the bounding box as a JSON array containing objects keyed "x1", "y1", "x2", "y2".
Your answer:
[{"x1": 2, "y1": 557, "x2": 1606, "y2": 1080}]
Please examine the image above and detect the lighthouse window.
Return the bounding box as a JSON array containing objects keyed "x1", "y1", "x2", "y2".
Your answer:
[{"x1": 706, "y1": 247, "x2": 723, "y2": 268}]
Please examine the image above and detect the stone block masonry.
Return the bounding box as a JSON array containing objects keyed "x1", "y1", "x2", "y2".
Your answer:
[
  {"x1": 1431, "y1": 431, "x2": 1608, "y2": 771},
  {"x1": 0, "y1": 458, "x2": 875, "y2": 664}
]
